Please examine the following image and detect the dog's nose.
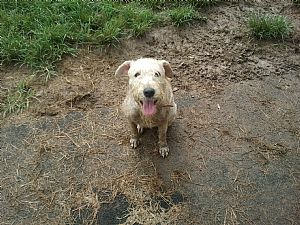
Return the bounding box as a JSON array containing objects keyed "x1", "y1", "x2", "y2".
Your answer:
[{"x1": 143, "y1": 88, "x2": 155, "y2": 98}]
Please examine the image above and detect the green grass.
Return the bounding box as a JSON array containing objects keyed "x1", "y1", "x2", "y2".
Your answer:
[
  {"x1": 248, "y1": 13, "x2": 293, "y2": 40},
  {"x1": 168, "y1": 6, "x2": 207, "y2": 26},
  {"x1": 0, "y1": 0, "x2": 216, "y2": 79},
  {"x1": 0, "y1": 1, "x2": 160, "y2": 79},
  {"x1": 2, "y1": 81, "x2": 34, "y2": 117},
  {"x1": 124, "y1": 0, "x2": 221, "y2": 9}
]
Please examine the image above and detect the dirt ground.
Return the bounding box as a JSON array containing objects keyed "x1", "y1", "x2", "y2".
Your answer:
[{"x1": 1, "y1": 1, "x2": 300, "y2": 225}]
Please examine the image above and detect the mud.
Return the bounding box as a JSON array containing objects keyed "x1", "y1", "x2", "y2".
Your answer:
[{"x1": 1, "y1": 1, "x2": 300, "y2": 225}]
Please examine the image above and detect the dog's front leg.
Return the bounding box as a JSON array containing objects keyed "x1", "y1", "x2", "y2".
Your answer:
[
  {"x1": 158, "y1": 122, "x2": 169, "y2": 158},
  {"x1": 129, "y1": 121, "x2": 140, "y2": 148}
]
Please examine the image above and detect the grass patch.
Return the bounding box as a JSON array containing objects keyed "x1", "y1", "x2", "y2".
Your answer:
[
  {"x1": 2, "y1": 81, "x2": 34, "y2": 117},
  {"x1": 248, "y1": 13, "x2": 293, "y2": 40},
  {"x1": 168, "y1": 6, "x2": 207, "y2": 26},
  {"x1": 0, "y1": 1, "x2": 159, "y2": 79},
  {"x1": 123, "y1": 0, "x2": 221, "y2": 9},
  {"x1": 122, "y1": 4, "x2": 158, "y2": 37},
  {"x1": 0, "y1": 0, "x2": 214, "y2": 81},
  {"x1": 0, "y1": 0, "x2": 214, "y2": 78}
]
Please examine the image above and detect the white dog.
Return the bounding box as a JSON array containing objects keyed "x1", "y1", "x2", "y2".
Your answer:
[{"x1": 115, "y1": 58, "x2": 177, "y2": 157}]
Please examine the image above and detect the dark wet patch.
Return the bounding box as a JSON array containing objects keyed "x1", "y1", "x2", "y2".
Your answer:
[
  {"x1": 97, "y1": 193, "x2": 130, "y2": 225},
  {"x1": 0, "y1": 123, "x2": 32, "y2": 148},
  {"x1": 157, "y1": 191, "x2": 184, "y2": 210},
  {"x1": 57, "y1": 111, "x2": 85, "y2": 131},
  {"x1": 72, "y1": 193, "x2": 129, "y2": 225},
  {"x1": 34, "y1": 117, "x2": 56, "y2": 131},
  {"x1": 170, "y1": 191, "x2": 185, "y2": 204}
]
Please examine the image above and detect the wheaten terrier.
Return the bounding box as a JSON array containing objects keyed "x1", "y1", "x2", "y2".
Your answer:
[{"x1": 115, "y1": 58, "x2": 177, "y2": 157}]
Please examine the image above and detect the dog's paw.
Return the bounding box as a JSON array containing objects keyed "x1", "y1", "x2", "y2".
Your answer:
[
  {"x1": 159, "y1": 146, "x2": 169, "y2": 158},
  {"x1": 130, "y1": 138, "x2": 140, "y2": 149},
  {"x1": 137, "y1": 124, "x2": 144, "y2": 134}
]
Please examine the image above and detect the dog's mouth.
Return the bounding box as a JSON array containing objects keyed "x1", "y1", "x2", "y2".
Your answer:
[{"x1": 139, "y1": 99, "x2": 157, "y2": 116}]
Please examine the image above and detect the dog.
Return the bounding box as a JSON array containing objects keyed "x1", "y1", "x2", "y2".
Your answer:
[{"x1": 115, "y1": 58, "x2": 177, "y2": 157}]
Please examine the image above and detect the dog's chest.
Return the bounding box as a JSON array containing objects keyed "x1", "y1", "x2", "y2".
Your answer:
[
  {"x1": 139, "y1": 116, "x2": 157, "y2": 128},
  {"x1": 135, "y1": 111, "x2": 166, "y2": 128}
]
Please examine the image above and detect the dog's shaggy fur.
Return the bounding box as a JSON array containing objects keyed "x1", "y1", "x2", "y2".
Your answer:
[{"x1": 115, "y1": 58, "x2": 177, "y2": 157}]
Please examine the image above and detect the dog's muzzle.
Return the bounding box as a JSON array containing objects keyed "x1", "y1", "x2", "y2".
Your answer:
[{"x1": 139, "y1": 88, "x2": 158, "y2": 116}]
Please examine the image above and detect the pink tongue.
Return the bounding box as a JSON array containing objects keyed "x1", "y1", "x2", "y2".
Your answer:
[{"x1": 142, "y1": 100, "x2": 156, "y2": 116}]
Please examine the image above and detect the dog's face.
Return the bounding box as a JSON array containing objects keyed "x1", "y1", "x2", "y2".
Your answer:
[{"x1": 115, "y1": 58, "x2": 173, "y2": 116}]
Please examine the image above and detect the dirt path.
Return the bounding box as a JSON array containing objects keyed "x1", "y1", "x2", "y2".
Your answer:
[{"x1": 1, "y1": 1, "x2": 300, "y2": 225}]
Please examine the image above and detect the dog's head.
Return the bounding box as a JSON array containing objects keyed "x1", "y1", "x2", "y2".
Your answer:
[{"x1": 115, "y1": 58, "x2": 173, "y2": 116}]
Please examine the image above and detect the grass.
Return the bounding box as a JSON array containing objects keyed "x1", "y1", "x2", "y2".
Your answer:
[
  {"x1": 2, "y1": 80, "x2": 34, "y2": 117},
  {"x1": 0, "y1": 0, "x2": 211, "y2": 80},
  {"x1": 143, "y1": 0, "x2": 221, "y2": 10},
  {"x1": 0, "y1": 1, "x2": 159, "y2": 79},
  {"x1": 168, "y1": 6, "x2": 207, "y2": 26},
  {"x1": 248, "y1": 13, "x2": 293, "y2": 40}
]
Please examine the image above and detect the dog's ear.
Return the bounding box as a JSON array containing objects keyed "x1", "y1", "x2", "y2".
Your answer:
[
  {"x1": 161, "y1": 60, "x2": 173, "y2": 78},
  {"x1": 115, "y1": 61, "x2": 132, "y2": 76}
]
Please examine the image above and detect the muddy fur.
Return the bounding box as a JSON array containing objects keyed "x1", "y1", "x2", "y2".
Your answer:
[{"x1": 115, "y1": 58, "x2": 177, "y2": 157}]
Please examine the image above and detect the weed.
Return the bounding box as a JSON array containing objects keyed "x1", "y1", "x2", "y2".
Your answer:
[
  {"x1": 94, "y1": 17, "x2": 125, "y2": 45},
  {"x1": 248, "y1": 13, "x2": 293, "y2": 40},
  {"x1": 2, "y1": 81, "x2": 34, "y2": 117},
  {"x1": 168, "y1": 6, "x2": 206, "y2": 26},
  {"x1": 123, "y1": 5, "x2": 157, "y2": 37}
]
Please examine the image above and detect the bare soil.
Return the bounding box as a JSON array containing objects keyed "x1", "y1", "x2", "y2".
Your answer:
[{"x1": 1, "y1": 1, "x2": 299, "y2": 225}]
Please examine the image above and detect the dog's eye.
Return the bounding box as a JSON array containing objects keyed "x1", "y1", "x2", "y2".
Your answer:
[
  {"x1": 154, "y1": 72, "x2": 161, "y2": 77},
  {"x1": 134, "y1": 72, "x2": 140, "y2": 78}
]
